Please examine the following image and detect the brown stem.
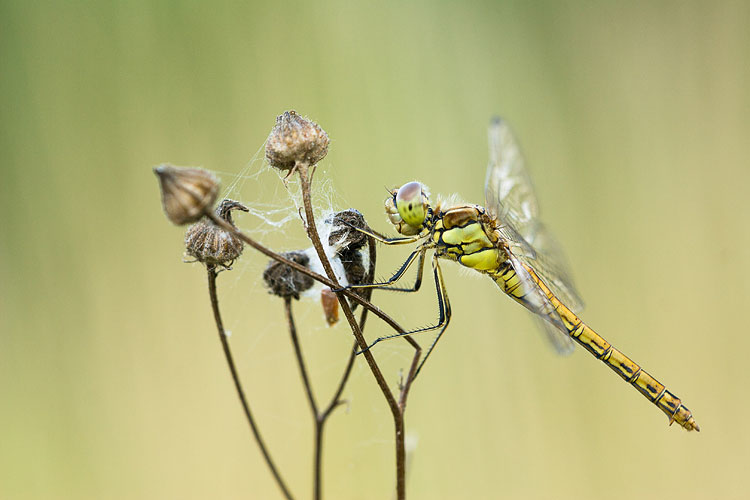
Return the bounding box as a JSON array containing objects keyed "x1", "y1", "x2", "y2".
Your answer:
[
  {"x1": 313, "y1": 237, "x2": 376, "y2": 499},
  {"x1": 206, "y1": 212, "x2": 406, "y2": 336},
  {"x1": 283, "y1": 221, "x2": 376, "y2": 500},
  {"x1": 283, "y1": 297, "x2": 322, "y2": 500},
  {"x1": 206, "y1": 266, "x2": 295, "y2": 500},
  {"x1": 296, "y1": 164, "x2": 417, "y2": 500},
  {"x1": 205, "y1": 175, "x2": 423, "y2": 500},
  {"x1": 284, "y1": 297, "x2": 318, "y2": 416},
  {"x1": 399, "y1": 346, "x2": 421, "y2": 413}
]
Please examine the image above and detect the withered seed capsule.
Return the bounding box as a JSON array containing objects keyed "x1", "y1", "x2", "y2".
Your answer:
[
  {"x1": 154, "y1": 164, "x2": 219, "y2": 225},
  {"x1": 184, "y1": 199, "x2": 249, "y2": 268},
  {"x1": 327, "y1": 209, "x2": 370, "y2": 292},
  {"x1": 263, "y1": 251, "x2": 315, "y2": 300},
  {"x1": 265, "y1": 110, "x2": 329, "y2": 174}
]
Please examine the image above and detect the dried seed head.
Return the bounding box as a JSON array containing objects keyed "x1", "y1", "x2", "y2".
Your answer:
[
  {"x1": 263, "y1": 251, "x2": 315, "y2": 300},
  {"x1": 184, "y1": 199, "x2": 249, "y2": 267},
  {"x1": 154, "y1": 164, "x2": 219, "y2": 225},
  {"x1": 328, "y1": 209, "x2": 368, "y2": 251},
  {"x1": 326, "y1": 209, "x2": 371, "y2": 291},
  {"x1": 265, "y1": 111, "x2": 329, "y2": 172}
]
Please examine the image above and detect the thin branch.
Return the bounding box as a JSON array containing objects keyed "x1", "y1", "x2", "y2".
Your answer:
[
  {"x1": 314, "y1": 235, "x2": 377, "y2": 500},
  {"x1": 320, "y1": 342, "x2": 357, "y2": 423},
  {"x1": 320, "y1": 240, "x2": 376, "y2": 420},
  {"x1": 296, "y1": 164, "x2": 418, "y2": 500},
  {"x1": 205, "y1": 174, "x2": 424, "y2": 500},
  {"x1": 206, "y1": 211, "x2": 405, "y2": 336},
  {"x1": 283, "y1": 213, "x2": 377, "y2": 500},
  {"x1": 206, "y1": 266, "x2": 295, "y2": 500},
  {"x1": 295, "y1": 164, "x2": 399, "y2": 404},
  {"x1": 399, "y1": 348, "x2": 421, "y2": 413},
  {"x1": 284, "y1": 297, "x2": 318, "y2": 416}
]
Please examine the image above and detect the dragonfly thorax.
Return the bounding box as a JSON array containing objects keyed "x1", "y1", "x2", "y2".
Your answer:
[{"x1": 385, "y1": 181, "x2": 433, "y2": 236}]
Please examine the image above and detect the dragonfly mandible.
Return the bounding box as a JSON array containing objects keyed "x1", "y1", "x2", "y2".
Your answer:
[{"x1": 342, "y1": 117, "x2": 699, "y2": 432}]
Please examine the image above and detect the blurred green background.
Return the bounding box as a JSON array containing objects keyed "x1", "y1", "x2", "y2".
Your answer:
[{"x1": 1, "y1": 1, "x2": 748, "y2": 499}]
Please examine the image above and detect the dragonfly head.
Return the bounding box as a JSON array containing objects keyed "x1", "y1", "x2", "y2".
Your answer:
[{"x1": 385, "y1": 181, "x2": 431, "y2": 235}]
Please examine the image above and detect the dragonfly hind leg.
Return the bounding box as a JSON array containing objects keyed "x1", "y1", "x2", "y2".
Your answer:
[{"x1": 357, "y1": 254, "x2": 451, "y2": 377}]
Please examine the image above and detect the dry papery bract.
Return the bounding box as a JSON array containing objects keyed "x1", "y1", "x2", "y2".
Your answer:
[{"x1": 154, "y1": 164, "x2": 219, "y2": 225}]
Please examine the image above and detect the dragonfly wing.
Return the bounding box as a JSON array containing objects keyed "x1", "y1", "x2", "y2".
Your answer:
[
  {"x1": 533, "y1": 316, "x2": 576, "y2": 355},
  {"x1": 485, "y1": 117, "x2": 583, "y2": 354},
  {"x1": 484, "y1": 117, "x2": 539, "y2": 236},
  {"x1": 505, "y1": 254, "x2": 565, "y2": 329},
  {"x1": 521, "y1": 222, "x2": 584, "y2": 313},
  {"x1": 507, "y1": 253, "x2": 577, "y2": 355}
]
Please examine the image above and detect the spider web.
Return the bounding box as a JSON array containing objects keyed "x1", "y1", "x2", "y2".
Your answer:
[{"x1": 202, "y1": 142, "x2": 386, "y2": 354}]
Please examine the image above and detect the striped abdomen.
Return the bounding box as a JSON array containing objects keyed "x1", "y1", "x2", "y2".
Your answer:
[{"x1": 490, "y1": 261, "x2": 700, "y2": 432}]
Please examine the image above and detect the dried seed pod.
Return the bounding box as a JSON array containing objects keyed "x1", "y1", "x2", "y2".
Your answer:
[
  {"x1": 154, "y1": 164, "x2": 219, "y2": 225},
  {"x1": 184, "y1": 199, "x2": 249, "y2": 267},
  {"x1": 263, "y1": 251, "x2": 315, "y2": 300},
  {"x1": 265, "y1": 110, "x2": 329, "y2": 174}
]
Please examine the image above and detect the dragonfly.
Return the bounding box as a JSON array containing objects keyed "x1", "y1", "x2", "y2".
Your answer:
[{"x1": 341, "y1": 117, "x2": 699, "y2": 432}]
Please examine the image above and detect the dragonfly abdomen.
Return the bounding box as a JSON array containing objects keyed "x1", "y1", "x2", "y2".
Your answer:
[
  {"x1": 490, "y1": 262, "x2": 700, "y2": 432},
  {"x1": 571, "y1": 322, "x2": 700, "y2": 431}
]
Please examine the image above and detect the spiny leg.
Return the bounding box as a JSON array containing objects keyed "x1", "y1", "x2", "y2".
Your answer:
[
  {"x1": 340, "y1": 220, "x2": 423, "y2": 246},
  {"x1": 357, "y1": 254, "x2": 451, "y2": 374},
  {"x1": 337, "y1": 247, "x2": 427, "y2": 293},
  {"x1": 414, "y1": 255, "x2": 451, "y2": 377}
]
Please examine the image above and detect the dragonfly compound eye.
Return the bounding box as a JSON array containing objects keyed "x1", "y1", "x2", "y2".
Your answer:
[{"x1": 395, "y1": 181, "x2": 427, "y2": 228}]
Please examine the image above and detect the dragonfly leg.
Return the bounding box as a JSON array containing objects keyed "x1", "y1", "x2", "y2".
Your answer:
[
  {"x1": 340, "y1": 220, "x2": 423, "y2": 245},
  {"x1": 357, "y1": 254, "x2": 452, "y2": 377},
  {"x1": 336, "y1": 248, "x2": 427, "y2": 293},
  {"x1": 414, "y1": 255, "x2": 451, "y2": 377}
]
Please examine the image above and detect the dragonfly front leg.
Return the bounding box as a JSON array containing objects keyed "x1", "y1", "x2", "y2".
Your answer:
[
  {"x1": 337, "y1": 247, "x2": 427, "y2": 293},
  {"x1": 340, "y1": 220, "x2": 423, "y2": 246},
  {"x1": 358, "y1": 254, "x2": 452, "y2": 378}
]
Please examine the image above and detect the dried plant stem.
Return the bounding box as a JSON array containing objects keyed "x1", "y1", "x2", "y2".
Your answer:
[
  {"x1": 283, "y1": 297, "x2": 321, "y2": 500},
  {"x1": 284, "y1": 297, "x2": 318, "y2": 416},
  {"x1": 282, "y1": 206, "x2": 376, "y2": 500},
  {"x1": 204, "y1": 214, "x2": 411, "y2": 347},
  {"x1": 205, "y1": 184, "x2": 421, "y2": 500},
  {"x1": 296, "y1": 164, "x2": 418, "y2": 500},
  {"x1": 284, "y1": 299, "x2": 360, "y2": 500},
  {"x1": 206, "y1": 266, "x2": 294, "y2": 500}
]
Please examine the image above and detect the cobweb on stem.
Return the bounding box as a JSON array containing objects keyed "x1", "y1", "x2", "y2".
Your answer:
[{"x1": 204, "y1": 142, "x2": 371, "y2": 356}]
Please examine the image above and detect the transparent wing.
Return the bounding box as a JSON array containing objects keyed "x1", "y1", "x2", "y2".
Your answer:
[
  {"x1": 505, "y1": 253, "x2": 567, "y2": 335},
  {"x1": 521, "y1": 222, "x2": 584, "y2": 312},
  {"x1": 484, "y1": 117, "x2": 539, "y2": 238},
  {"x1": 485, "y1": 117, "x2": 584, "y2": 354}
]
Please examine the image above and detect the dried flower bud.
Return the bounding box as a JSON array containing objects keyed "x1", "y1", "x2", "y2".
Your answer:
[
  {"x1": 263, "y1": 251, "x2": 315, "y2": 300},
  {"x1": 184, "y1": 199, "x2": 249, "y2": 267},
  {"x1": 320, "y1": 288, "x2": 339, "y2": 326},
  {"x1": 265, "y1": 111, "x2": 329, "y2": 173},
  {"x1": 154, "y1": 164, "x2": 219, "y2": 225}
]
